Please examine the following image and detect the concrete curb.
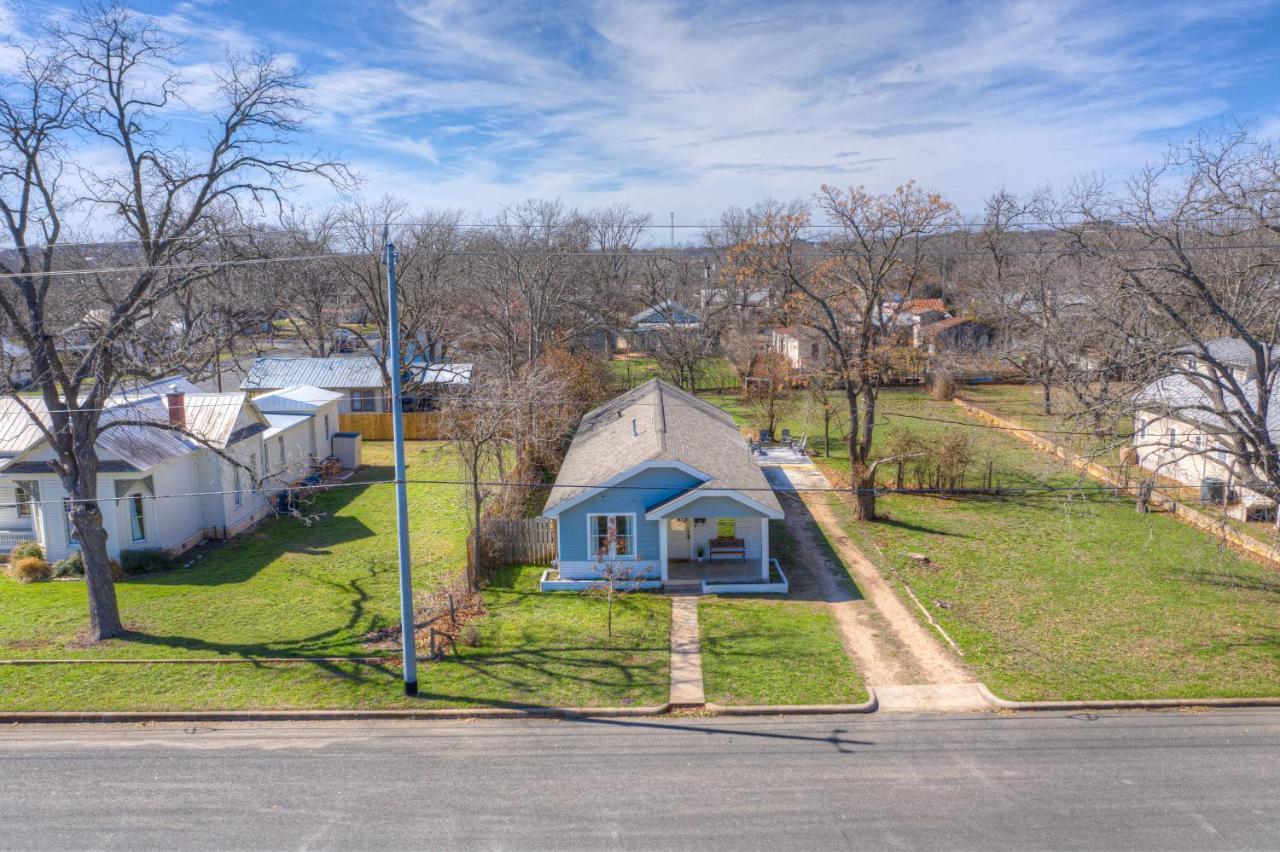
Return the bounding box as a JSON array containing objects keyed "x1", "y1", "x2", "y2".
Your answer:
[
  {"x1": 977, "y1": 683, "x2": 1280, "y2": 711},
  {"x1": 0, "y1": 704, "x2": 674, "y2": 724},
  {"x1": 0, "y1": 657, "x2": 396, "y2": 666},
  {"x1": 0, "y1": 694, "x2": 882, "y2": 725},
  {"x1": 706, "y1": 690, "x2": 879, "y2": 715}
]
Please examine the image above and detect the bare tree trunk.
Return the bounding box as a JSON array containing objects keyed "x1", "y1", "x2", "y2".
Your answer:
[
  {"x1": 63, "y1": 463, "x2": 123, "y2": 640},
  {"x1": 843, "y1": 383, "x2": 877, "y2": 520}
]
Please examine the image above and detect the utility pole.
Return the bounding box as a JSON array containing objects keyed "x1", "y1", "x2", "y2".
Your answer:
[
  {"x1": 385, "y1": 234, "x2": 418, "y2": 696},
  {"x1": 670, "y1": 211, "x2": 675, "y2": 248}
]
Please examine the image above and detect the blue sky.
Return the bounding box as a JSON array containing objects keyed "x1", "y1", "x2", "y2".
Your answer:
[{"x1": 5, "y1": 0, "x2": 1280, "y2": 228}]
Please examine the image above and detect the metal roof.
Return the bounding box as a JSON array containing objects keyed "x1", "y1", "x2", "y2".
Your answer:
[
  {"x1": 0, "y1": 398, "x2": 50, "y2": 456},
  {"x1": 544, "y1": 379, "x2": 781, "y2": 515},
  {"x1": 262, "y1": 412, "x2": 312, "y2": 440},
  {"x1": 418, "y1": 363, "x2": 473, "y2": 386},
  {"x1": 252, "y1": 385, "x2": 345, "y2": 413},
  {"x1": 241, "y1": 356, "x2": 386, "y2": 391}
]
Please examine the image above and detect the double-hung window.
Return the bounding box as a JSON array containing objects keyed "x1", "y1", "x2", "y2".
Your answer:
[
  {"x1": 128, "y1": 493, "x2": 146, "y2": 542},
  {"x1": 589, "y1": 514, "x2": 633, "y2": 559},
  {"x1": 14, "y1": 484, "x2": 32, "y2": 518},
  {"x1": 349, "y1": 390, "x2": 377, "y2": 412}
]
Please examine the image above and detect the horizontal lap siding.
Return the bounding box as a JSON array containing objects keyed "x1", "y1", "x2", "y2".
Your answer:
[{"x1": 555, "y1": 467, "x2": 701, "y2": 563}]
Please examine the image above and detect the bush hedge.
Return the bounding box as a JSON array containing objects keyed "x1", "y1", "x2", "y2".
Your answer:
[
  {"x1": 120, "y1": 548, "x2": 171, "y2": 575},
  {"x1": 9, "y1": 541, "x2": 43, "y2": 563},
  {"x1": 10, "y1": 556, "x2": 52, "y2": 583}
]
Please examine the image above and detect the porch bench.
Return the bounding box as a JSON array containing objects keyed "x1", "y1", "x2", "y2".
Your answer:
[{"x1": 709, "y1": 536, "x2": 746, "y2": 561}]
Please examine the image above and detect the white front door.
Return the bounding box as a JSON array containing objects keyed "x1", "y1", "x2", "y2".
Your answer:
[{"x1": 667, "y1": 518, "x2": 691, "y2": 559}]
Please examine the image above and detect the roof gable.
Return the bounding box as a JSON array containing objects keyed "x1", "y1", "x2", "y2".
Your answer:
[{"x1": 544, "y1": 379, "x2": 780, "y2": 516}]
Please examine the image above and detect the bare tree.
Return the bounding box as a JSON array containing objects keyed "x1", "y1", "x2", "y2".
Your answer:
[
  {"x1": 1060, "y1": 130, "x2": 1280, "y2": 509},
  {"x1": 634, "y1": 254, "x2": 726, "y2": 391},
  {"x1": 727, "y1": 184, "x2": 956, "y2": 520},
  {"x1": 0, "y1": 4, "x2": 346, "y2": 639},
  {"x1": 742, "y1": 350, "x2": 796, "y2": 439}
]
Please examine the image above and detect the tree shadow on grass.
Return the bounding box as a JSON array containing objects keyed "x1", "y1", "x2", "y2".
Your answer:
[
  {"x1": 126, "y1": 467, "x2": 386, "y2": 588},
  {"x1": 1180, "y1": 569, "x2": 1280, "y2": 600},
  {"x1": 118, "y1": 565, "x2": 382, "y2": 668}
]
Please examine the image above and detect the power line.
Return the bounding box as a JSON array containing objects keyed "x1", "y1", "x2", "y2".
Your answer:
[
  {"x1": 4, "y1": 238, "x2": 1280, "y2": 282},
  {"x1": 0, "y1": 472, "x2": 1227, "y2": 511},
  {"x1": 5, "y1": 212, "x2": 1279, "y2": 252}
]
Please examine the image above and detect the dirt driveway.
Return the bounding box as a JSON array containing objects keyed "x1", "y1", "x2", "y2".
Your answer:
[{"x1": 763, "y1": 463, "x2": 973, "y2": 688}]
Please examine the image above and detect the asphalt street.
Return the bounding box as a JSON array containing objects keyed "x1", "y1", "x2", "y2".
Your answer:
[{"x1": 1, "y1": 710, "x2": 1278, "y2": 850}]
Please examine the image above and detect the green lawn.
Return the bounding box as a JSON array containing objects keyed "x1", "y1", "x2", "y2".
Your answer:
[
  {"x1": 699, "y1": 597, "x2": 866, "y2": 705},
  {"x1": 610, "y1": 355, "x2": 740, "y2": 391},
  {"x1": 806, "y1": 390, "x2": 1280, "y2": 701},
  {"x1": 423, "y1": 565, "x2": 670, "y2": 709},
  {"x1": 0, "y1": 444, "x2": 671, "y2": 711}
]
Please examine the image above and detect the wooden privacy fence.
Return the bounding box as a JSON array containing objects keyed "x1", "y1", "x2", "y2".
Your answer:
[
  {"x1": 338, "y1": 412, "x2": 446, "y2": 440},
  {"x1": 480, "y1": 517, "x2": 556, "y2": 565}
]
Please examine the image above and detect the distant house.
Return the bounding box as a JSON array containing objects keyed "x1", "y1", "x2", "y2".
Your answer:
[
  {"x1": 240, "y1": 356, "x2": 472, "y2": 413},
  {"x1": 623, "y1": 300, "x2": 701, "y2": 352},
  {"x1": 1134, "y1": 338, "x2": 1279, "y2": 520},
  {"x1": 542, "y1": 379, "x2": 784, "y2": 591},
  {"x1": 771, "y1": 326, "x2": 831, "y2": 372},
  {"x1": 0, "y1": 377, "x2": 345, "y2": 561},
  {"x1": 914, "y1": 317, "x2": 994, "y2": 353},
  {"x1": 699, "y1": 287, "x2": 770, "y2": 313}
]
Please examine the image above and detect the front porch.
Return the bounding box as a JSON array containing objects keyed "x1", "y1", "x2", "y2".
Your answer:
[{"x1": 665, "y1": 556, "x2": 790, "y2": 595}]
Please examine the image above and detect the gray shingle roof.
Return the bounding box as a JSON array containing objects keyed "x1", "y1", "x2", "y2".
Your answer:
[
  {"x1": 1178, "y1": 337, "x2": 1280, "y2": 369},
  {"x1": 544, "y1": 379, "x2": 781, "y2": 515}
]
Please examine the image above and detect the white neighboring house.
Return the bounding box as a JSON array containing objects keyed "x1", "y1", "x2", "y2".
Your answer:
[
  {"x1": 249, "y1": 385, "x2": 344, "y2": 490},
  {"x1": 240, "y1": 356, "x2": 472, "y2": 413},
  {"x1": 0, "y1": 379, "x2": 340, "y2": 561},
  {"x1": 1134, "y1": 338, "x2": 1279, "y2": 519},
  {"x1": 771, "y1": 326, "x2": 830, "y2": 372}
]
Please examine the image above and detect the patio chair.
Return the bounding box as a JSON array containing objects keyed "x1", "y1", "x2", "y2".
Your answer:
[
  {"x1": 781, "y1": 428, "x2": 792, "y2": 447},
  {"x1": 759, "y1": 428, "x2": 771, "y2": 445},
  {"x1": 794, "y1": 435, "x2": 808, "y2": 454}
]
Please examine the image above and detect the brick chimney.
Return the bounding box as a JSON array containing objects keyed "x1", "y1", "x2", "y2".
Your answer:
[{"x1": 165, "y1": 383, "x2": 186, "y2": 428}]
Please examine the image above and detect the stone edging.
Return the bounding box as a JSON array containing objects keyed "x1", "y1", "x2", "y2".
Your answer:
[{"x1": 977, "y1": 683, "x2": 1280, "y2": 711}]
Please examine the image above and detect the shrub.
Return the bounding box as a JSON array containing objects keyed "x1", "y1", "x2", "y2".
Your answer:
[
  {"x1": 10, "y1": 556, "x2": 52, "y2": 583},
  {"x1": 460, "y1": 624, "x2": 482, "y2": 648},
  {"x1": 120, "y1": 548, "x2": 171, "y2": 576},
  {"x1": 9, "y1": 541, "x2": 43, "y2": 563},
  {"x1": 52, "y1": 551, "x2": 126, "y2": 581},
  {"x1": 52, "y1": 551, "x2": 84, "y2": 578}
]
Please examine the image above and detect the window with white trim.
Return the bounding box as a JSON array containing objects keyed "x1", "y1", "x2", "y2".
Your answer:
[
  {"x1": 14, "y1": 484, "x2": 32, "y2": 518},
  {"x1": 588, "y1": 513, "x2": 634, "y2": 558},
  {"x1": 128, "y1": 493, "x2": 146, "y2": 541},
  {"x1": 233, "y1": 468, "x2": 243, "y2": 506}
]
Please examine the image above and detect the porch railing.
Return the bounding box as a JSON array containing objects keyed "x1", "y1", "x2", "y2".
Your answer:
[{"x1": 0, "y1": 528, "x2": 37, "y2": 559}]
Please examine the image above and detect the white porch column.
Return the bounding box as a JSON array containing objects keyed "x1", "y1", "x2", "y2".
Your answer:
[
  {"x1": 659, "y1": 519, "x2": 669, "y2": 583},
  {"x1": 760, "y1": 517, "x2": 769, "y2": 580}
]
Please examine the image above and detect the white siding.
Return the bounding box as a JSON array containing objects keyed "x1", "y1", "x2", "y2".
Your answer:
[
  {"x1": 141, "y1": 459, "x2": 205, "y2": 553},
  {"x1": 690, "y1": 516, "x2": 762, "y2": 560}
]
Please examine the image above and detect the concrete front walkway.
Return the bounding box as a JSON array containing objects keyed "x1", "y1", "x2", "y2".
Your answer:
[
  {"x1": 762, "y1": 460, "x2": 990, "y2": 713},
  {"x1": 668, "y1": 595, "x2": 705, "y2": 708}
]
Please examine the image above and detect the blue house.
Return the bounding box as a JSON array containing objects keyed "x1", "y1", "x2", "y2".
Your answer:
[
  {"x1": 623, "y1": 299, "x2": 701, "y2": 353},
  {"x1": 542, "y1": 379, "x2": 784, "y2": 590}
]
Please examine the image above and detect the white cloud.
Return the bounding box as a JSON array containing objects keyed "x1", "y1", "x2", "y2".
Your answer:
[{"x1": 10, "y1": 0, "x2": 1280, "y2": 225}]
